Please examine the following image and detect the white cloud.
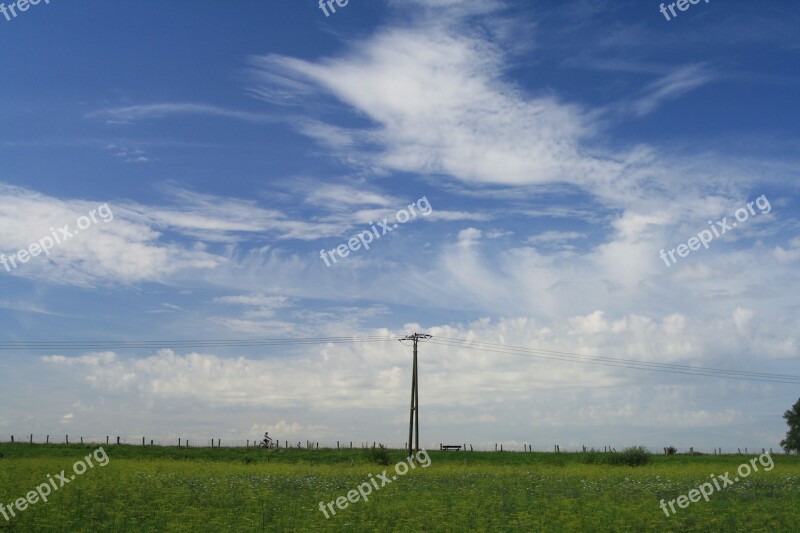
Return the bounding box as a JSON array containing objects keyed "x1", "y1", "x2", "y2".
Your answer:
[
  {"x1": 106, "y1": 144, "x2": 151, "y2": 163},
  {"x1": 631, "y1": 63, "x2": 716, "y2": 116},
  {"x1": 0, "y1": 184, "x2": 223, "y2": 286},
  {"x1": 251, "y1": 29, "x2": 619, "y2": 189},
  {"x1": 526, "y1": 231, "x2": 585, "y2": 245},
  {"x1": 774, "y1": 237, "x2": 800, "y2": 263},
  {"x1": 457, "y1": 228, "x2": 482, "y2": 243},
  {"x1": 303, "y1": 183, "x2": 394, "y2": 209},
  {"x1": 88, "y1": 103, "x2": 276, "y2": 124},
  {"x1": 215, "y1": 294, "x2": 291, "y2": 308},
  {"x1": 35, "y1": 312, "x2": 797, "y2": 447},
  {"x1": 425, "y1": 210, "x2": 491, "y2": 222}
]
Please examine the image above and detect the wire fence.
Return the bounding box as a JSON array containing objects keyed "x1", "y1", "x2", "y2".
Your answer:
[{"x1": 0, "y1": 434, "x2": 788, "y2": 455}]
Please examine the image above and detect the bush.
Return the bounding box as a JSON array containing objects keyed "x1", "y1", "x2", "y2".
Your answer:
[
  {"x1": 583, "y1": 446, "x2": 650, "y2": 467},
  {"x1": 366, "y1": 444, "x2": 390, "y2": 465},
  {"x1": 665, "y1": 446, "x2": 677, "y2": 456},
  {"x1": 608, "y1": 446, "x2": 650, "y2": 466}
]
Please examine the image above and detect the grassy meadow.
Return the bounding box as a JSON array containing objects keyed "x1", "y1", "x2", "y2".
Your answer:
[{"x1": 0, "y1": 444, "x2": 798, "y2": 532}]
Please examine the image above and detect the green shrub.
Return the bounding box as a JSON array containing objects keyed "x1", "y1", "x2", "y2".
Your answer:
[
  {"x1": 366, "y1": 444, "x2": 390, "y2": 465},
  {"x1": 607, "y1": 446, "x2": 650, "y2": 466},
  {"x1": 583, "y1": 446, "x2": 650, "y2": 466}
]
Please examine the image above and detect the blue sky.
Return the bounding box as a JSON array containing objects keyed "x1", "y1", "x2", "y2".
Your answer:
[{"x1": 0, "y1": 0, "x2": 798, "y2": 451}]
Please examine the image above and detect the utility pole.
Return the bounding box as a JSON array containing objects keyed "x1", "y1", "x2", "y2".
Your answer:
[{"x1": 400, "y1": 333, "x2": 431, "y2": 458}]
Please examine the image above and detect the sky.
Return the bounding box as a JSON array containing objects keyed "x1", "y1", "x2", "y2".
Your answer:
[{"x1": 0, "y1": 0, "x2": 798, "y2": 452}]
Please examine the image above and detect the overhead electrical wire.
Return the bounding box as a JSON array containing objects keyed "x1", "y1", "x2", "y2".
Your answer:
[
  {"x1": 0, "y1": 336, "x2": 402, "y2": 351},
  {"x1": 3, "y1": 333, "x2": 797, "y2": 385},
  {"x1": 429, "y1": 336, "x2": 800, "y2": 385}
]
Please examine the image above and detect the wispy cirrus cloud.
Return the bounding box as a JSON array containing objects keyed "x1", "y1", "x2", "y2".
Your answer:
[
  {"x1": 526, "y1": 230, "x2": 585, "y2": 245},
  {"x1": 631, "y1": 63, "x2": 716, "y2": 116},
  {"x1": 88, "y1": 103, "x2": 277, "y2": 124},
  {"x1": 106, "y1": 144, "x2": 151, "y2": 163},
  {"x1": 249, "y1": 29, "x2": 615, "y2": 188},
  {"x1": 0, "y1": 184, "x2": 223, "y2": 287}
]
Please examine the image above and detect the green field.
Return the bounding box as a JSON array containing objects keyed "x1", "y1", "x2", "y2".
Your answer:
[{"x1": 0, "y1": 444, "x2": 798, "y2": 532}]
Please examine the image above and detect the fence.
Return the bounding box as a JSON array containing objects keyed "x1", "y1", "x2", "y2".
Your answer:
[{"x1": 0, "y1": 435, "x2": 787, "y2": 455}]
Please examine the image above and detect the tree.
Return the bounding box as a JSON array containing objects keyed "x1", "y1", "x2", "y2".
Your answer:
[{"x1": 780, "y1": 397, "x2": 800, "y2": 454}]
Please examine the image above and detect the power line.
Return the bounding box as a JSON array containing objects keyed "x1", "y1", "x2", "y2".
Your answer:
[
  {"x1": 0, "y1": 336, "x2": 401, "y2": 351},
  {"x1": 430, "y1": 337, "x2": 800, "y2": 385},
  {"x1": 434, "y1": 336, "x2": 800, "y2": 379},
  {"x1": 4, "y1": 332, "x2": 795, "y2": 385}
]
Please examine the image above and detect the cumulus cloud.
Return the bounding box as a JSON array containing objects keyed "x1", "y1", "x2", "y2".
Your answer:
[{"x1": 36, "y1": 310, "x2": 797, "y2": 446}]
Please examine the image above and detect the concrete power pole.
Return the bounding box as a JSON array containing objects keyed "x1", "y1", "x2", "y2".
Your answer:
[{"x1": 400, "y1": 333, "x2": 432, "y2": 458}]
